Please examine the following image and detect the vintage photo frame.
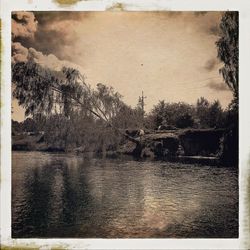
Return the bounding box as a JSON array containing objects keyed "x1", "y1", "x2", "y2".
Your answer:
[{"x1": 1, "y1": 0, "x2": 250, "y2": 249}]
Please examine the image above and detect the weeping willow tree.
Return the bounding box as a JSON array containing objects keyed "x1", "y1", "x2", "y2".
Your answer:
[{"x1": 12, "y1": 61, "x2": 139, "y2": 144}]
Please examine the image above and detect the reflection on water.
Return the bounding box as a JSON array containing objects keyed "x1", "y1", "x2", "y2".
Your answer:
[{"x1": 12, "y1": 151, "x2": 238, "y2": 238}]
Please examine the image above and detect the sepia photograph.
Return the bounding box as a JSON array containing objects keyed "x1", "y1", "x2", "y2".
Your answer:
[{"x1": 10, "y1": 10, "x2": 239, "y2": 239}]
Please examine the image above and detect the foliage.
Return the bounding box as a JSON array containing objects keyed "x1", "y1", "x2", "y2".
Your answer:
[
  {"x1": 12, "y1": 61, "x2": 141, "y2": 150},
  {"x1": 175, "y1": 113, "x2": 194, "y2": 128},
  {"x1": 12, "y1": 62, "x2": 126, "y2": 126},
  {"x1": 215, "y1": 12, "x2": 238, "y2": 166},
  {"x1": 90, "y1": 82, "x2": 129, "y2": 130},
  {"x1": 196, "y1": 97, "x2": 210, "y2": 128},
  {"x1": 12, "y1": 62, "x2": 56, "y2": 116},
  {"x1": 112, "y1": 104, "x2": 144, "y2": 129},
  {"x1": 196, "y1": 97, "x2": 225, "y2": 128},
  {"x1": 207, "y1": 100, "x2": 224, "y2": 128},
  {"x1": 216, "y1": 11, "x2": 239, "y2": 105},
  {"x1": 12, "y1": 118, "x2": 38, "y2": 134},
  {"x1": 12, "y1": 119, "x2": 22, "y2": 134},
  {"x1": 147, "y1": 98, "x2": 226, "y2": 130},
  {"x1": 147, "y1": 101, "x2": 196, "y2": 129}
]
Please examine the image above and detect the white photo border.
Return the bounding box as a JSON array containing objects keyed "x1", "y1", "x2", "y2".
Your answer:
[{"x1": 1, "y1": 0, "x2": 250, "y2": 249}]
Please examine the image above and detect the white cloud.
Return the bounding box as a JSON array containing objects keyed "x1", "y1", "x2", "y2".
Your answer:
[
  {"x1": 12, "y1": 11, "x2": 38, "y2": 39},
  {"x1": 12, "y1": 43, "x2": 84, "y2": 73},
  {"x1": 11, "y1": 42, "x2": 29, "y2": 63}
]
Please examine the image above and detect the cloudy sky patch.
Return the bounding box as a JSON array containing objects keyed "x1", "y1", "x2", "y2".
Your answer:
[{"x1": 11, "y1": 11, "x2": 233, "y2": 121}]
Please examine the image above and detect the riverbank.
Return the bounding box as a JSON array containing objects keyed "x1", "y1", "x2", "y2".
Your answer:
[{"x1": 12, "y1": 127, "x2": 237, "y2": 166}]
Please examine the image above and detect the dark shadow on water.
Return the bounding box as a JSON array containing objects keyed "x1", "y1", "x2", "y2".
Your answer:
[{"x1": 12, "y1": 165, "x2": 54, "y2": 237}]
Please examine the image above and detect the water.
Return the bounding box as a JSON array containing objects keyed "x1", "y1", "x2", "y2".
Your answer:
[{"x1": 12, "y1": 151, "x2": 238, "y2": 238}]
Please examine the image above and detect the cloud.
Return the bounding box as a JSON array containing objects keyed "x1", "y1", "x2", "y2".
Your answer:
[
  {"x1": 12, "y1": 11, "x2": 83, "y2": 72},
  {"x1": 12, "y1": 11, "x2": 38, "y2": 40},
  {"x1": 206, "y1": 80, "x2": 230, "y2": 91},
  {"x1": 196, "y1": 12, "x2": 222, "y2": 37},
  {"x1": 209, "y1": 24, "x2": 220, "y2": 36},
  {"x1": 28, "y1": 47, "x2": 83, "y2": 72},
  {"x1": 15, "y1": 12, "x2": 85, "y2": 61},
  {"x1": 204, "y1": 58, "x2": 219, "y2": 71},
  {"x1": 12, "y1": 42, "x2": 83, "y2": 72},
  {"x1": 12, "y1": 42, "x2": 29, "y2": 63},
  {"x1": 13, "y1": 11, "x2": 223, "y2": 63},
  {"x1": 34, "y1": 11, "x2": 88, "y2": 24}
]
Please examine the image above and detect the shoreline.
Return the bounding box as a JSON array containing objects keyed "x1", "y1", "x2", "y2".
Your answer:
[
  {"x1": 12, "y1": 127, "x2": 237, "y2": 167},
  {"x1": 11, "y1": 148, "x2": 226, "y2": 167}
]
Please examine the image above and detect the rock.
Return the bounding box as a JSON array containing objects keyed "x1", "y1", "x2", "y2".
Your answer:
[
  {"x1": 144, "y1": 132, "x2": 179, "y2": 157},
  {"x1": 132, "y1": 132, "x2": 180, "y2": 159},
  {"x1": 179, "y1": 129, "x2": 225, "y2": 156},
  {"x1": 140, "y1": 147, "x2": 155, "y2": 159},
  {"x1": 117, "y1": 141, "x2": 137, "y2": 155},
  {"x1": 217, "y1": 125, "x2": 238, "y2": 166}
]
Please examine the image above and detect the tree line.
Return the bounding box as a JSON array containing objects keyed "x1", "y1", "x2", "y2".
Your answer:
[
  {"x1": 12, "y1": 94, "x2": 235, "y2": 152},
  {"x1": 146, "y1": 97, "x2": 234, "y2": 130}
]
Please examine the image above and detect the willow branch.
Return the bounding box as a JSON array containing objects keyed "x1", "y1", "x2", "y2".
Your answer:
[{"x1": 50, "y1": 84, "x2": 139, "y2": 144}]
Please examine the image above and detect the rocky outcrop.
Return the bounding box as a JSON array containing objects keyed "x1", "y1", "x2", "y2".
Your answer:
[
  {"x1": 119, "y1": 129, "x2": 227, "y2": 164},
  {"x1": 142, "y1": 132, "x2": 179, "y2": 158},
  {"x1": 118, "y1": 132, "x2": 180, "y2": 159},
  {"x1": 178, "y1": 129, "x2": 225, "y2": 156},
  {"x1": 217, "y1": 125, "x2": 238, "y2": 166}
]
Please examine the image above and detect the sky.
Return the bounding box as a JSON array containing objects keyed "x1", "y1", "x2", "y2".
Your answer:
[{"x1": 11, "y1": 11, "x2": 233, "y2": 122}]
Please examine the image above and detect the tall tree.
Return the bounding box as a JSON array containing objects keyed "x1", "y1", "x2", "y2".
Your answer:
[
  {"x1": 216, "y1": 12, "x2": 238, "y2": 166},
  {"x1": 216, "y1": 11, "x2": 239, "y2": 106}
]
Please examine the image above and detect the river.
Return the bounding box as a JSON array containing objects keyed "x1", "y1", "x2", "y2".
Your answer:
[{"x1": 12, "y1": 151, "x2": 238, "y2": 238}]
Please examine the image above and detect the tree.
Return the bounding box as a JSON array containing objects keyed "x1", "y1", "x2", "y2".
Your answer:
[
  {"x1": 216, "y1": 11, "x2": 238, "y2": 106},
  {"x1": 195, "y1": 98, "x2": 225, "y2": 128},
  {"x1": 22, "y1": 118, "x2": 38, "y2": 132},
  {"x1": 148, "y1": 100, "x2": 195, "y2": 129},
  {"x1": 112, "y1": 104, "x2": 143, "y2": 129},
  {"x1": 12, "y1": 61, "x2": 139, "y2": 144},
  {"x1": 207, "y1": 100, "x2": 224, "y2": 128},
  {"x1": 216, "y1": 12, "x2": 238, "y2": 166},
  {"x1": 196, "y1": 97, "x2": 210, "y2": 128},
  {"x1": 175, "y1": 113, "x2": 194, "y2": 128},
  {"x1": 149, "y1": 100, "x2": 167, "y2": 128},
  {"x1": 12, "y1": 119, "x2": 22, "y2": 135}
]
